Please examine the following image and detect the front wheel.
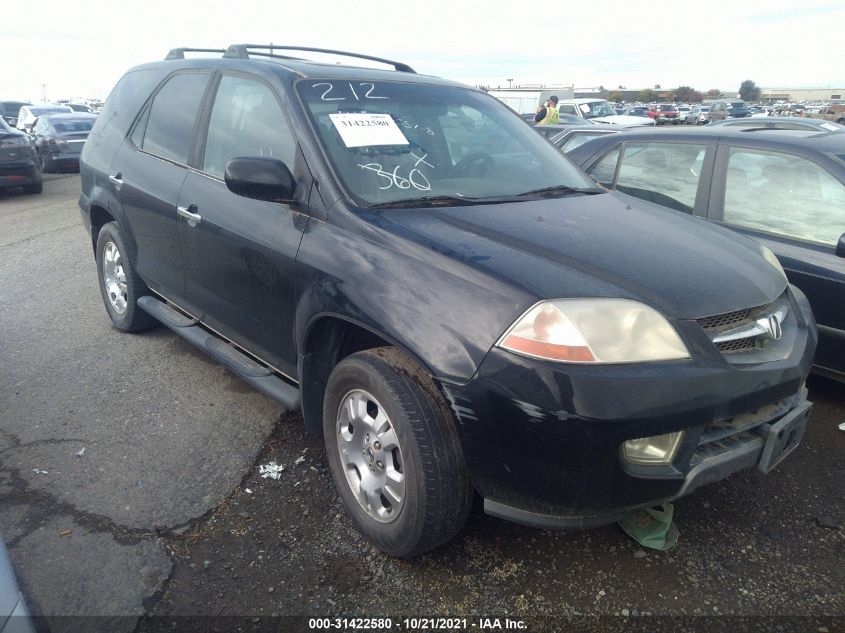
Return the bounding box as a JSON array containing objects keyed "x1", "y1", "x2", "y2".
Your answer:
[
  {"x1": 323, "y1": 347, "x2": 471, "y2": 557},
  {"x1": 95, "y1": 222, "x2": 157, "y2": 332}
]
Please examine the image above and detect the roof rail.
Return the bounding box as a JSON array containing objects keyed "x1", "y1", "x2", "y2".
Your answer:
[
  {"x1": 223, "y1": 44, "x2": 416, "y2": 73},
  {"x1": 165, "y1": 48, "x2": 227, "y2": 60}
]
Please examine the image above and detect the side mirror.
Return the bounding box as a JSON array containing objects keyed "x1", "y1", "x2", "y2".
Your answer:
[
  {"x1": 836, "y1": 233, "x2": 845, "y2": 258},
  {"x1": 224, "y1": 157, "x2": 296, "y2": 203}
]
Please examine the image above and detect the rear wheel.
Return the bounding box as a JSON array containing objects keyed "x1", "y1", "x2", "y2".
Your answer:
[
  {"x1": 95, "y1": 221, "x2": 156, "y2": 332},
  {"x1": 323, "y1": 347, "x2": 471, "y2": 557},
  {"x1": 22, "y1": 181, "x2": 42, "y2": 194}
]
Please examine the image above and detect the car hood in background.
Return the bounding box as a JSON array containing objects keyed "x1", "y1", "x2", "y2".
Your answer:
[
  {"x1": 378, "y1": 193, "x2": 786, "y2": 320},
  {"x1": 592, "y1": 115, "x2": 655, "y2": 126}
]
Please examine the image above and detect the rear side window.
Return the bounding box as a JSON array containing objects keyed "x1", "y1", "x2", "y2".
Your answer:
[
  {"x1": 90, "y1": 69, "x2": 159, "y2": 141},
  {"x1": 140, "y1": 73, "x2": 209, "y2": 164},
  {"x1": 594, "y1": 142, "x2": 707, "y2": 213},
  {"x1": 202, "y1": 75, "x2": 296, "y2": 179},
  {"x1": 722, "y1": 148, "x2": 845, "y2": 246}
]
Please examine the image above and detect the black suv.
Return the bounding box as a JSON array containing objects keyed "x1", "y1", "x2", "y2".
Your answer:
[{"x1": 79, "y1": 45, "x2": 816, "y2": 557}]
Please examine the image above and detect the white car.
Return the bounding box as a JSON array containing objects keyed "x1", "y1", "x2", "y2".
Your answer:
[
  {"x1": 15, "y1": 104, "x2": 73, "y2": 132},
  {"x1": 556, "y1": 99, "x2": 656, "y2": 126}
]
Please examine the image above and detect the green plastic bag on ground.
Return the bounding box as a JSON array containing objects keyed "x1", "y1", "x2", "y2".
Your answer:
[{"x1": 618, "y1": 502, "x2": 679, "y2": 550}]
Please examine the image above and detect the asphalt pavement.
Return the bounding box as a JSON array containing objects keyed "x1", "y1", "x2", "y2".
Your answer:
[{"x1": 1, "y1": 175, "x2": 843, "y2": 633}]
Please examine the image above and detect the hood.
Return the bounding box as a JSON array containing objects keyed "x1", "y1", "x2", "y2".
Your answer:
[
  {"x1": 377, "y1": 192, "x2": 786, "y2": 320},
  {"x1": 592, "y1": 115, "x2": 655, "y2": 126}
]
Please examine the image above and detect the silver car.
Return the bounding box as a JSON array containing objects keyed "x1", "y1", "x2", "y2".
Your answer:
[{"x1": 685, "y1": 105, "x2": 710, "y2": 124}]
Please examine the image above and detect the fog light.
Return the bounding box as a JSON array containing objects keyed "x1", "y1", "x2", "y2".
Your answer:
[{"x1": 623, "y1": 431, "x2": 684, "y2": 465}]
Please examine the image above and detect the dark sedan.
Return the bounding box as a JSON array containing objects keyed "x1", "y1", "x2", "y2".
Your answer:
[
  {"x1": 0, "y1": 117, "x2": 42, "y2": 194},
  {"x1": 569, "y1": 127, "x2": 845, "y2": 380},
  {"x1": 709, "y1": 116, "x2": 845, "y2": 133},
  {"x1": 534, "y1": 124, "x2": 623, "y2": 152},
  {"x1": 30, "y1": 112, "x2": 96, "y2": 172},
  {"x1": 0, "y1": 101, "x2": 31, "y2": 128}
]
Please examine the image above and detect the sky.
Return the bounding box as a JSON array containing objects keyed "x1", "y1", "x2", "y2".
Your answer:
[{"x1": 2, "y1": 0, "x2": 843, "y2": 103}]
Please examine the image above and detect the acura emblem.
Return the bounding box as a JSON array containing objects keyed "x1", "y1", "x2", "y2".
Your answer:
[{"x1": 757, "y1": 313, "x2": 783, "y2": 340}]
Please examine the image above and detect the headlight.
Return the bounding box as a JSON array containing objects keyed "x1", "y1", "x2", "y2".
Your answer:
[
  {"x1": 623, "y1": 431, "x2": 684, "y2": 465},
  {"x1": 497, "y1": 299, "x2": 689, "y2": 363},
  {"x1": 760, "y1": 245, "x2": 787, "y2": 281}
]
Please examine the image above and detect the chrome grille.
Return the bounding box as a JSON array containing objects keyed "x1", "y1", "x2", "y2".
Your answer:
[
  {"x1": 697, "y1": 294, "x2": 788, "y2": 357},
  {"x1": 697, "y1": 307, "x2": 756, "y2": 331},
  {"x1": 715, "y1": 337, "x2": 757, "y2": 353}
]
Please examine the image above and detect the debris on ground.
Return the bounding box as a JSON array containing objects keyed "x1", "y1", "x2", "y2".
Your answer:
[
  {"x1": 244, "y1": 488, "x2": 253, "y2": 494},
  {"x1": 74, "y1": 447, "x2": 86, "y2": 456},
  {"x1": 294, "y1": 456, "x2": 306, "y2": 465},
  {"x1": 258, "y1": 461, "x2": 284, "y2": 480},
  {"x1": 59, "y1": 530, "x2": 72, "y2": 537},
  {"x1": 619, "y1": 503, "x2": 679, "y2": 550},
  {"x1": 838, "y1": 422, "x2": 845, "y2": 431},
  {"x1": 32, "y1": 469, "x2": 48, "y2": 475},
  {"x1": 816, "y1": 516, "x2": 841, "y2": 530}
]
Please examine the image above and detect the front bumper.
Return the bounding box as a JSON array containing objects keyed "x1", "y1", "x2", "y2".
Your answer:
[{"x1": 441, "y1": 286, "x2": 817, "y2": 529}]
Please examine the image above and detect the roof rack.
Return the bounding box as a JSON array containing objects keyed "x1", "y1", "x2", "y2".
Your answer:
[
  {"x1": 222, "y1": 44, "x2": 416, "y2": 73},
  {"x1": 165, "y1": 48, "x2": 227, "y2": 60}
]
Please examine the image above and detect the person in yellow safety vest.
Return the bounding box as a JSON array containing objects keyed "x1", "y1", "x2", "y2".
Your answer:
[{"x1": 534, "y1": 95, "x2": 560, "y2": 125}]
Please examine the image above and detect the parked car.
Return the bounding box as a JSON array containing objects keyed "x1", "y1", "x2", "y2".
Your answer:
[
  {"x1": 15, "y1": 104, "x2": 73, "y2": 133},
  {"x1": 709, "y1": 99, "x2": 750, "y2": 121},
  {"x1": 623, "y1": 106, "x2": 650, "y2": 118},
  {"x1": 709, "y1": 117, "x2": 845, "y2": 133},
  {"x1": 30, "y1": 112, "x2": 96, "y2": 172},
  {"x1": 807, "y1": 104, "x2": 845, "y2": 126},
  {"x1": 80, "y1": 45, "x2": 816, "y2": 556},
  {"x1": 0, "y1": 534, "x2": 36, "y2": 633},
  {"x1": 0, "y1": 101, "x2": 31, "y2": 127},
  {"x1": 66, "y1": 103, "x2": 94, "y2": 113},
  {"x1": 555, "y1": 98, "x2": 655, "y2": 126},
  {"x1": 647, "y1": 103, "x2": 681, "y2": 125},
  {"x1": 694, "y1": 104, "x2": 711, "y2": 124},
  {"x1": 569, "y1": 127, "x2": 844, "y2": 380},
  {"x1": 0, "y1": 117, "x2": 42, "y2": 194},
  {"x1": 535, "y1": 125, "x2": 624, "y2": 152},
  {"x1": 676, "y1": 105, "x2": 691, "y2": 122}
]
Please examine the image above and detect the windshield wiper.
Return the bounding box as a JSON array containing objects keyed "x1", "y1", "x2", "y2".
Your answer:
[
  {"x1": 368, "y1": 195, "x2": 488, "y2": 209},
  {"x1": 517, "y1": 185, "x2": 605, "y2": 197}
]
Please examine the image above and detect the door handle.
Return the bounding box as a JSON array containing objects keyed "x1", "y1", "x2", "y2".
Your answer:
[
  {"x1": 108, "y1": 173, "x2": 123, "y2": 191},
  {"x1": 177, "y1": 204, "x2": 202, "y2": 228}
]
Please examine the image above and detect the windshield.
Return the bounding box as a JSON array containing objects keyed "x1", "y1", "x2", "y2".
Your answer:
[
  {"x1": 1, "y1": 102, "x2": 28, "y2": 116},
  {"x1": 31, "y1": 107, "x2": 70, "y2": 116},
  {"x1": 658, "y1": 104, "x2": 678, "y2": 112},
  {"x1": 579, "y1": 101, "x2": 617, "y2": 118},
  {"x1": 297, "y1": 80, "x2": 595, "y2": 206},
  {"x1": 728, "y1": 101, "x2": 747, "y2": 110}
]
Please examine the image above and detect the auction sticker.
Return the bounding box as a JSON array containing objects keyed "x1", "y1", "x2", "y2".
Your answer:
[{"x1": 329, "y1": 113, "x2": 409, "y2": 148}]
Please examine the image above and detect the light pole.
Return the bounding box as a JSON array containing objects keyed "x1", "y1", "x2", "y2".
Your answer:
[
  {"x1": 507, "y1": 78, "x2": 514, "y2": 88},
  {"x1": 41, "y1": 84, "x2": 47, "y2": 103}
]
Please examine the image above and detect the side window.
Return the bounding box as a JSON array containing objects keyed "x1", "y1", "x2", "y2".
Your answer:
[
  {"x1": 723, "y1": 148, "x2": 845, "y2": 246},
  {"x1": 140, "y1": 73, "x2": 209, "y2": 164},
  {"x1": 561, "y1": 132, "x2": 607, "y2": 153},
  {"x1": 558, "y1": 104, "x2": 577, "y2": 116},
  {"x1": 589, "y1": 146, "x2": 621, "y2": 186},
  {"x1": 613, "y1": 142, "x2": 706, "y2": 213},
  {"x1": 202, "y1": 75, "x2": 297, "y2": 179}
]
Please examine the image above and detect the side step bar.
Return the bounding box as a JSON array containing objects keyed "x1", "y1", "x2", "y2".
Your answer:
[{"x1": 137, "y1": 296, "x2": 300, "y2": 411}]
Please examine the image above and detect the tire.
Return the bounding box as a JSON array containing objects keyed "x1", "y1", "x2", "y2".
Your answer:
[
  {"x1": 323, "y1": 347, "x2": 471, "y2": 557},
  {"x1": 23, "y1": 181, "x2": 42, "y2": 194},
  {"x1": 95, "y1": 221, "x2": 156, "y2": 332}
]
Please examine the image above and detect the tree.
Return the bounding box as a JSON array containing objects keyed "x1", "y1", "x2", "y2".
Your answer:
[
  {"x1": 674, "y1": 86, "x2": 694, "y2": 102},
  {"x1": 654, "y1": 84, "x2": 661, "y2": 90},
  {"x1": 706, "y1": 88, "x2": 721, "y2": 98},
  {"x1": 608, "y1": 90, "x2": 624, "y2": 103},
  {"x1": 739, "y1": 79, "x2": 761, "y2": 102},
  {"x1": 688, "y1": 89, "x2": 704, "y2": 103},
  {"x1": 638, "y1": 88, "x2": 656, "y2": 103}
]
